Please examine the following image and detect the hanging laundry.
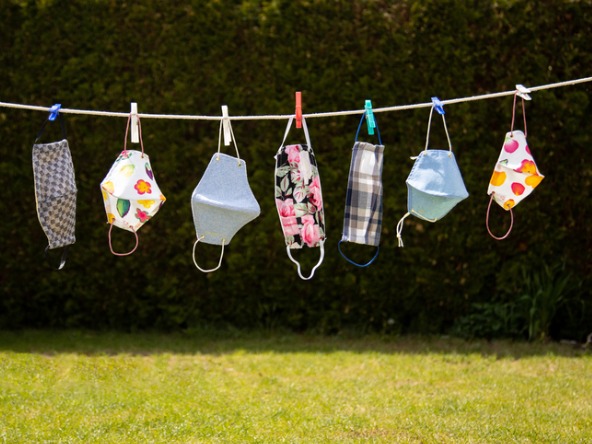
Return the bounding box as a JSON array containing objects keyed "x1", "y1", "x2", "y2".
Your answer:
[
  {"x1": 486, "y1": 88, "x2": 544, "y2": 239},
  {"x1": 338, "y1": 103, "x2": 385, "y2": 267},
  {"x1": 32, "y1": 104, "x2": 77, "y2": 269},
  {"x1": 274, "y1": 116, "x2": 326, "y2": 280},
  {"x1": 190, "y1": 113, "x2": 260, "y2": 272},
  {"x1": 100, "y1": 114, "x2": 166, "y2": 255},
  {"x1": 396, "y1": 98, "x2": 469, "y2": 247}
]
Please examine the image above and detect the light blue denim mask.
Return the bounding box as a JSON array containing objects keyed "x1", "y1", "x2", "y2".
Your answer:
[{"x1": 396, "y1": 105, "x2": 469, "y2": 247}]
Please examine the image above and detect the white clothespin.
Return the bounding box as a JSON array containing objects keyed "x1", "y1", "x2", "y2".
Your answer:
[
  {"x1": 516, "y1": 84, "x2": 532, "y2": 101},
  {"x1": 130, "y1": 102, "x2": 140, "y2": 143},
  {"x1": 221, "y1": 105, "x2": 232, "y2": 146}
]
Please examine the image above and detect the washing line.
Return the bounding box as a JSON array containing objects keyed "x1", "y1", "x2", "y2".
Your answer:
[{"x1": 1, "y1": 76, "x2": 591, "y2": 121}]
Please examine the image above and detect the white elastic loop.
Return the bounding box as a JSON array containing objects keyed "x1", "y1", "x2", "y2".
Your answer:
[
  {"x1": 396, "y1": 212, "x2": 410, "y2": 247},
  {"x1": 192, "y1": 237, "x2": 225, "y2": 273},
  {"x1": 216, "y1": 119, "x2": 241, "y2": 160},
  {"x1": 286, "y1": 241, "x2": 325, "y2": 280},
  {"x1": 278, "y1": 116, "x2": 313, "y2": 151},
  {"x1": 424, "y1": 106, "x2": 452, "y2": 152}
]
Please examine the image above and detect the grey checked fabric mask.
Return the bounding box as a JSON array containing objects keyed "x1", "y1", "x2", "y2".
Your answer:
[
  {"x1": 191, "y1": 119, "x2": 261, "y2": 272},
  {"x1": 338, "y1": 112, "x2": 385, "y2": 267},
  {"x1": 32, "y1": 114, "x2": 77, "y2": 269}
]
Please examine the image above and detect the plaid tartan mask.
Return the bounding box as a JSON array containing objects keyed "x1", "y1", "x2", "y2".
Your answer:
[{"x1": 338, "y1": 113, "x2": 385, "y2": 267}]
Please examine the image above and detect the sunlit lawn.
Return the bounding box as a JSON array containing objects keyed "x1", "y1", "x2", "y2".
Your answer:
[{"x1": 0, "y1": 330, "x2": 590, "y2": 443}]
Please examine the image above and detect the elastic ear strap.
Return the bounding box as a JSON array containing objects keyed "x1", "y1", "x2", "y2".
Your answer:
[
  {"x1": 217, "y1": 119, "x2": 241, "y2": 160},
  {"x1": 286, "y1": 241, "x2": 325, "y2": 280},
  {"x1": 279, "y1": 117, "x2": 294, "y2": 148},
  {"x1": 424, "y1": 106, "x2": 452, "y2": 151},
  {"x1": 354, "y1": 113, "x2": 383, "y2": 145},
  {"x1": 510, "y1": 94, "x2": 528, "y2": 138},
  {"x1": 337, "y1": 240, "x2": 379, "y2": 268},
  {"x1": 301, "y1": 117, "x2": 312, "y2": 148},
  {"x1": 396, "y1": 212, "x2": 410, "y2": 247},
  {"x1": 192, "y1": 237, "x2": 225, "y2": 273},
  {"x1": 44, "y1": 245, "x2": 69, "y2": 270},
  {"x1": 35, "y1": 114, "x2": 67, "y2": 143},
  {"x1": 486, "y1": 193, "x2": 514, "y2": 240},
  {"x1": 108, "y1": 222, "x2": 139, "y2": 256},
  {"x1": 123, "y1": 114, "x2": 145, "y2": 157}
]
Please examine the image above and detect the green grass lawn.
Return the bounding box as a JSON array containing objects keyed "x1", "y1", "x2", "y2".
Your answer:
[{"x1": 0, "y1": 330, "x2": 590, "y2": 443}]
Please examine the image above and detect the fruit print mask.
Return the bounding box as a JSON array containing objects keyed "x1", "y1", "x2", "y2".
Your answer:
[
  {"x1": 486, "y1": 93, "x2": 544, "y2": 240},
  {"x1": 275, "y1": 116, "x2": 326, "y2": 280},
  {"x1": 100, "y1": 115, "x2": 166, "y2": 255}
]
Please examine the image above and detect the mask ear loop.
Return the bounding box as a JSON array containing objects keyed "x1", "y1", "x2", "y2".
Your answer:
[
  {"x1": 122, "y1": 113, "x2": 145, "y2": 158},
  {"x1": 192, "y1": 236, "x2": 225, "y2": 273},
  {"x1": 44, "y1": 245, "x2": 69, "y2": 270},
  {"x1": 286, "y1": 241, "x2": 325, "y2": 280},
  {"x1": 337, "y1": 240, "x2": 379, "y2": 267},
  {"x1": 510, "y1": 93, "x2": 528, "y2": 138},
  {"x1": 424, "y1": 105, "x2": 453, "y2": 152},
  {"x1": 108, "y1": 221, "x2": 139, "y2": 256},
  {"x1": 216, "y1": 119, "x2": 242, "y2": 164},
  {"x1": 486, "y1": 193, "x2": 514, "y2": 240},
  {"x1": 354, "y1": 112, "x2": 383, "y2": 145}
]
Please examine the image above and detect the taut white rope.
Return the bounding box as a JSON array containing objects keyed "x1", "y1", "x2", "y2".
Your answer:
[{"x1": 1, "y1": 76, "x2": 591, "y2": 121}]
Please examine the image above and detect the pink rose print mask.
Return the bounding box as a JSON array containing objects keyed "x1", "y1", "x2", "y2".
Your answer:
[
  {"x1": 275, "y1": 117, "x2": 326, "y2": 280},
  {"x1": 486, "y1": 93, "x2": 544, "y2": 240},
  {"x1": 100, "y1": 114, "x2": 166, "y2": 256}
]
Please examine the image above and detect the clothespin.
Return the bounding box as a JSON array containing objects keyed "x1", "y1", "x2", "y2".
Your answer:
[
  {"x1": 515, "y1": 84, "x2": 532, "y2": 100},
  {"x1": 221, "y1": 105, "x2": 232, "y2": 146},
  {"x1": 431, "y1": 97, "x2": 445, "y2": 115},
  {"x1": 364, "y1": 100, "x2": 376, "y2": 136},
  {"x1": 48, "y1": 104, "x2": 61, "y2": 121},
  {"x1": 130, "y1": 102, "x2": 139, "y2": 143},
  {"x1": 295, "y1": 91, "x2": 302, "y2": 129}
]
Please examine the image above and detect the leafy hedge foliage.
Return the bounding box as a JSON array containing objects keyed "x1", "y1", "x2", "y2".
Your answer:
[{"x1": 1, "y1": 0, "x2": 590, "y2": 339}]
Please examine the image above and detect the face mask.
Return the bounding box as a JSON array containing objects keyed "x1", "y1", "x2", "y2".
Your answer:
[
  {"x1": 191, "y1": 120, "x2": 261, "y2": 272},
  {"x1": 486, "y1": 94, "x2": 544, "y2": 239},
  {"x1": 396, "y1": 105, "x2": 469, "y2": 247},
  {"x1": 275, "y1": 117, "x2": 326, "y2": 280},
  {"x1": 100, "y1": 115, "x2": 166, "y2": 255},
  {"x1": 32, "y1": 114, "x2": 77, "y2": 269},
  {"x1": 338, "y1": 112, "x2": 384, "y2": 267}
]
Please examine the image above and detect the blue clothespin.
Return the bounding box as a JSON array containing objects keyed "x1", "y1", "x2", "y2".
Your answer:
[
  {"x1": 48, "y1": 104, "x2": 61, "y2": 121},
  {"x1": 431, "y1": 97, "x2": 445, "y2": 115},
  {"x1": 365, "y1": 100, "x2": 376, "y2": 135}
]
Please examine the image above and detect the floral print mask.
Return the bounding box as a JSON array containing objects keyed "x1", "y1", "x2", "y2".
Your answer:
[
  {"x1": 100, "y1": 115, "x2": 166, "y2": 256},
  {"x1": 275, "y1": 117, "x2": 325, "y2": 280}
]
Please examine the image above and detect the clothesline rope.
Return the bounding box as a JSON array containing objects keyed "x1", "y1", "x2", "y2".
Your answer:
[{"x1": 1, "y1": 76, "x2": 591, "y2": 121}]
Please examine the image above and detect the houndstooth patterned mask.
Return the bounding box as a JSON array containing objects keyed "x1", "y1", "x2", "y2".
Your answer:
[{"x1": 32, "y1": 139, "x2": 77, "y2": 250}]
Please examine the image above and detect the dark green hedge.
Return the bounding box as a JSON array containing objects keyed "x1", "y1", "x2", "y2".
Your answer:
[{"x1": 1, "y1": 0, "x2": 590, "y2": 340}]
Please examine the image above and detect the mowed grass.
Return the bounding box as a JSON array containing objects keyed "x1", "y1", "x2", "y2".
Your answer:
[{"x1": 0, "y1": 330, "x2": 591, "y2": 443}]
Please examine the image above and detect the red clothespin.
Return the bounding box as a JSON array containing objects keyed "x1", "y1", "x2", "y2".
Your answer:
[{"x1": 295, "y1": 91, "x2": 302, "y2": 129}]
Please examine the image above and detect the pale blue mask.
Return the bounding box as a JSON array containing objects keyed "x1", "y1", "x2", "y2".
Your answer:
[{"x1": 396, "y1": 105, "x2": 469, "y2": 246}]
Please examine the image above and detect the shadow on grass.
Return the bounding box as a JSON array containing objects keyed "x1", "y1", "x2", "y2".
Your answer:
[{"x1": 0, "y1": 328, "x2": 589, "y2": 358}]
